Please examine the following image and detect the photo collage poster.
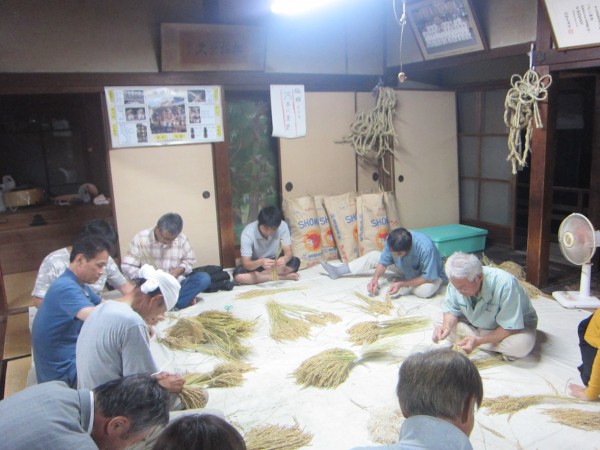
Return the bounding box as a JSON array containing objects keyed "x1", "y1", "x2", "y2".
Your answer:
[{"x1": 104, "y1": 86, "x2": 224, "y2": 148}]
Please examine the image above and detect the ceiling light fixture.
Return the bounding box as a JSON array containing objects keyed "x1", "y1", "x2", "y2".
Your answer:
[{"x1": 271, "y1": 0, "x2": 341, "y2": 15}]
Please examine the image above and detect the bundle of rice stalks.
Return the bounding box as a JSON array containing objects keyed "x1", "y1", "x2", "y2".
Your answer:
[
  {"x1": 347, "y1": 316, "x2": 430, "y2": 345},
  {"x1": 545, "y1": 408, "x2": 600, "y2": 431},
  {"x1": 367, "y1": 408, "x2": 404, "y2": 445},
  {"x1": 236, "y1": 286, "x2": 304, "y2": 300},
  {"x1": 179, "y1": 385, "x2": 209, "y2": 409},
  {"x1": 184, "y1": 362, "x2": 255, "y2": 388},
  {"x1": 294, "y1": 342, "x2": 396, "y2": 389},
  {"x1": 267, "y1": 300, "x2": 339, "y2": 342},
  {"x1": 470, "y1": 353, "x2": 508, "y2": 371},
  {"x1": 481, "y1": 255, "x2": 552, "y2": 300},
  {"x1": 294, "y1": 348, "x2": 357, "y2": 388},
  {"x1": 352, "y1": 291, "x2": 393, "y2": 316},
  {"x1": 498, "y1": 261, "x2": 526, "y2": 280},
  {"x1": 244, "y1": 423, "x2": 313, "y2": 450},
  {"x1": 159, "y1": 317, "x2": 207, "y2": 350},
  {"x1": 482, "y1": 395, "x2": 550, "y2": 416},
  {"x1": 197, "y1": 310, "x2": 257, "y2": 338},
  {"x1": 160, "y1": 312, "x2": 256, "y2": 360}
]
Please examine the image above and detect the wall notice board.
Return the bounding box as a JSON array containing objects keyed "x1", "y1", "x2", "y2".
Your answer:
[
  {"x1": 104, "y1": 86, "x2": 224, "y2": 149},
  {"x1": 543, "y1": 0, "x2": 600, "y2": 49}
]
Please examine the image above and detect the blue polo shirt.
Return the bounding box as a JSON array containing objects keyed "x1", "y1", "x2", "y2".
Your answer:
[
  {"x1": 443, "y1": 266, "x2": 538, "y2": 330},
  {"x1": 379, "y1": 231, "x2": 446, "y2": 282},
  {"x1": 240, "y1": 220, "x2": 292, "y2": 260},
  {"x1": 32, "y1": 269, "x2": 101, "y2": 386}
]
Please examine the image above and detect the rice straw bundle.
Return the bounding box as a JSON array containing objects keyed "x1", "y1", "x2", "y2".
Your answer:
[
  {"x1": 160, "y1": 312, "x2": 256, "y2": 360},
  {"x1": 184, "y1": 362, "x2": 255, "y2": 388},
  {"x1": 197, "y1": 310, "x2": 257, "y2": 338},
  {"x1": 470, "y1": 353, "x2": 508, "y2": 370},
  {"x1": 304, "y1": 311, "x2": 342, "y2": 325},
  {"x1": 294, "y1": 348, "x2": 357, "y2": 388},
  {"x1": 482, "y1": 395, "x2": 549, "y2": 416},
  {"x1": 178, "y1": 385, "x2": 209, "y2": 409},
  {"x1": 352, "y1": 291, "x2": 393, "y2": 316},
  {"x1": 159, "y1": 317, "x2": 207, "y2": 350},
  {"x1": 347, "y1": 321, "x2": 380, "y2": 345},
  {"x1": 267, "y1": 300, "x2": 338, "y2": 342},
  {"x1": 244, "y1": 423, "x2": 313, "y2": 450},
  {"x1": 271, "y1": 240, "x2": 284, "y2": 282},
  {"x1": 367, "y1": 408, "x2": 404, "y2": 445},
  {"x1": 545, "y1": 408, "x2": 600, "y2": 431},
  {"x1": 347, "y1": 316, "x2": 430, "y2": 345},
  {"x1": 236, "y1": 286, "x2": 304, "y2": 300},
  {"x1": 498, "y1": 261, "x2": 526, "y2": 280},
  {"x1": 481, "y1": 255, "x2": 552, "y2": 299}
]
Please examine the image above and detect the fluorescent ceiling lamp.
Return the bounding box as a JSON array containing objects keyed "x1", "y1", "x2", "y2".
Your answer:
[{"x1": 271, "y1": 0, "x2": 342, "y2": 15}]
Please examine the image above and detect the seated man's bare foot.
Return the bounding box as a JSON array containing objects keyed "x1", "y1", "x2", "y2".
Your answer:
[{"x1": 282, "y1": 272, "x2": 300, "y2": 281}]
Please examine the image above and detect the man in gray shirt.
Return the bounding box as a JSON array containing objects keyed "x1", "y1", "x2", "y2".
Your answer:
[
  {"x1": 0, "y1": 374, "x2": 170, "y2": 450},
  {"x1": 76, "y1": 265, "x2": 185, "y2": 402}
]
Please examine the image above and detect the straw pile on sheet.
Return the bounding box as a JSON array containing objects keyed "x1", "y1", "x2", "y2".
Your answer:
[{"x1": 150, "y1": 263, "x2": 596, "y2": 449}]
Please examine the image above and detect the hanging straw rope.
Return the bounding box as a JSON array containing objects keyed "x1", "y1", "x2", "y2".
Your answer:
[
  {"x1": 338, "y1": 86, "x2": 398, "y2": 175},
  {"x1": 504, "y1": 68, "x2": 552, "y2": 174}
]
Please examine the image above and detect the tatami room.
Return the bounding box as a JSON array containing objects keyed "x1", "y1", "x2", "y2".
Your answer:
[{"x1": 1, "y1": 1, "x2": 599, "y2": 449}]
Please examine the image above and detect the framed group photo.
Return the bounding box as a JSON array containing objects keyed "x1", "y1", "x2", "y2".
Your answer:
[{"x1": 406, "y1": 0, "x2": 486, "y2": 60}]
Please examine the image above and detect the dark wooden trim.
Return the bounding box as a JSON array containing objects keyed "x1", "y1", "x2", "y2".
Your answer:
[
  {"x1": 525, "y1": 65, "x2": 557, "y2": 287},
  {"x1": 0, "y1": 72, "x2": 379, "y2": 96},
  {"x1": 590, "y1": 75, "x2": 600, "y2": 234},
  {"x1": 213, "y1": 89, "x2": 235, "y2": 269},
  {"x1": 461, "y1": 219, "x2": 511, "y2": 246}
]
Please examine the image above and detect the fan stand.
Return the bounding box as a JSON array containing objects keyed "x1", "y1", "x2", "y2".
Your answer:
[{"x1": 552, "y1": 263, "x2": 600, "y2": 309}]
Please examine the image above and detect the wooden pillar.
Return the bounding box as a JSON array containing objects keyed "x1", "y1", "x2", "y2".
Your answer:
[{"x1": 526, "y1": 65, "x2": 556, "y2": 286}]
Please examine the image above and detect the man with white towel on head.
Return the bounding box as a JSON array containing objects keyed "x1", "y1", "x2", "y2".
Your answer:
[{"x1": 76, "y1": 264, "x2": 187, "y2": 407}]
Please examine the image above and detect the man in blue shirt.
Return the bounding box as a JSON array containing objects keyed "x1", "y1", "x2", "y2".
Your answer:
[
  {"x1": 321, "y1": 228, "x2": 446, "y2": 298},
  {"x1": 433, "y1": 252, "x2": 538, "y2": 359},
  {"x1": 32, "y1": 234, "x2": 112, "y2": 386},
  {"x1": 352, "y1": 348, "x2": 482, "y2": 450}
]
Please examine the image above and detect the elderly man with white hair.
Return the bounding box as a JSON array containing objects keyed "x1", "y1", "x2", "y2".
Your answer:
[
  {"x1": 432, "y1": 252, "x2": 538, "y2": 359},
  {"x1": 76, "y1": 265, "x2": 186, "y2": 401}
]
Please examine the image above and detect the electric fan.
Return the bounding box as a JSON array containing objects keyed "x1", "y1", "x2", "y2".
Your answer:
[{"x1": 552, "y1": 213, "x2": 600, "y2": 309}]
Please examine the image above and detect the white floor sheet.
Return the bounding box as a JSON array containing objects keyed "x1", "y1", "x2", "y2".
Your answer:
[{"x1": 150, "y1": 263, "x2": 599, "y2": 450}]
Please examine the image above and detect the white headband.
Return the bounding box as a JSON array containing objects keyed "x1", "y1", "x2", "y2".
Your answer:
[{"x1": 139, "y1": 264, "x2": 180, "y2": 311}]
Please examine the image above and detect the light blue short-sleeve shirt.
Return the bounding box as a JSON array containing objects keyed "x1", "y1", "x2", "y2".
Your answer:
[
  {"x1": 443, "y1": 266, "x2": 538, "y2": 330},
  {"x1": 379, "y1": 231, "x2": 446, "y2": 282},
  {"x1": 240, "y1": 220, "x2": 292, "y2": 260}
]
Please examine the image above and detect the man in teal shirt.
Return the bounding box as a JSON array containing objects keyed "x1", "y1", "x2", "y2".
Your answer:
[{"x1": 433, "y1": 252, "x2": 538, "y2": 359}]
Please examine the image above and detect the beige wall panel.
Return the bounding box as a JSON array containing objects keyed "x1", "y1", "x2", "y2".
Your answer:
[
  {"x1": 279, "y1": 92, "x2": 357, "y2": 198},
  {"x1": 393, "y1": 90, "x2": 459, "y2": 228},
  {"x1": 0, "y1": 0, "x2": 204, "y2": 73},
  {"x1": 109, "y1": 145, "x2": 220, "y2": 266},
  {"x1": 355, "y1": 92, "x2": 384, "y2": 193}
]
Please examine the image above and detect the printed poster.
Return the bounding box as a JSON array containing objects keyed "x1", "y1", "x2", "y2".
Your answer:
[
  {"x1": 104, "y1": 86, "x2": 224, "y2": 148},
  {"x1": 270, "y1": 85, "x2": 306, "y2": 139}
]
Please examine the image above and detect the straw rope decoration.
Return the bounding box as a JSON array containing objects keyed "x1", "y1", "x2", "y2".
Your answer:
[
  {"x1": 347, "y1": 316, "x2": 430, "y2": 345},
  {"x1": 504, "y1": 68, "x2": 552, "y2": 174},
  {"x1": 338, "y1": 86, "x2": 398, "y2": 176},
  {"x1": 244, "y1": 422, "x2": 313, "y2": 450},
  {"x1": 266, "y1": 300, "x2": 341, "y2": 342}
]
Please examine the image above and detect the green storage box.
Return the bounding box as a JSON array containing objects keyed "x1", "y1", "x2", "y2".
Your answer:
[{"x1": 415, "y1": 224, "x2": 488, "y2": 257}]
